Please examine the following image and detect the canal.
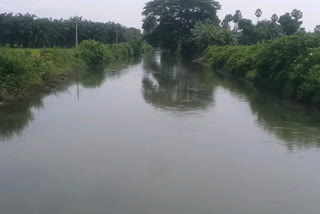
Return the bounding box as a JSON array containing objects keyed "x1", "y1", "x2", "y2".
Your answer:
[{"x1": 1, "y1": 52, "x2": 320, "y2": 214}]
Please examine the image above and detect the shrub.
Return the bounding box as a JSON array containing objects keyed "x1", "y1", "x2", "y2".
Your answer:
[
  {"x1": 0, "y1": 39, "x2": 149, "y2": 102},
  {"x1": 79, "y1": 40, "x2": 109, "y2": 65},
  {"x1": 79, "y1": 40, "x2": 144, "y2": 65},
  {"x1": 202, "y1": 34, "x2": 320, "y2": 105},
  {"x1": 0, "y1": 48, "x2": 84, "y2": 101},
  {"x1": 142, "y1": 41, "x2": 153, "y2": 53},
  {"x1": 255, "y1": 34, "x2": 320, "y2": 89}
]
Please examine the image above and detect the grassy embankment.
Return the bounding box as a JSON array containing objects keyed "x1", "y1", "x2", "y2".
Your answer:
[
  {"x1": 0, "y1": 40, "x2": 152, "y2": 103},
  {"x1": 202, "y1": 34, "x2": 320, "y2": 106}
]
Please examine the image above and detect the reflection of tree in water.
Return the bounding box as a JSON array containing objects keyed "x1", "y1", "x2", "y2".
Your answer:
[
  {"x1": 0, "y1": 58, "x2": 136, "y2": 141},
  {"x1": 0, "y1": 80, "x2": 76, "y2": 141},
  {"x1": 214, "y1": 72, "x2": 320, "y2": 150},
  {"x1": 79, "y1": 66, "x2": 106, "y2": 89},
  {"x1": 0, "y1": 95, "x2": 44, "y2": 141},
  {"x1": 79, "y1": 58, "x2": 136, "y2": 89},
  {"x1": 142, "y1": 53, "x2": 216, "y2": 112}
]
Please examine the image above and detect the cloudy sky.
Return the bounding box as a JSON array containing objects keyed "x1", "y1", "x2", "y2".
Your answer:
[{"x1": 0, "y1": 0, "x2": 319, "y2": 31}]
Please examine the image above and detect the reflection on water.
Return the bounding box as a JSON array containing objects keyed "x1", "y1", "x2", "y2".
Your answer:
[
  {"x1": 214, "y1": 73, "x2": 320, "y2": 150},
  {"x1": 142, "y1": 53, "x2": 320, "y2": 150},
  {"x1": 142, "y1": 53, "x2": 216, "y2": 112},
  {"x1": 81, "y1": 58, "x2": 138, "y2": 89},
  {"x1": 0, "y1": 102, "x2": 35, "y2": 141},
  {"x1": 0, "y1": 58, "x2": 135, "y2": 141},
  {"x1": 1, "y1": 53, "x2": 320, "y2": 149},
  {"x1": 2, "y1": 53, "x2": 320, "y2": 214}
]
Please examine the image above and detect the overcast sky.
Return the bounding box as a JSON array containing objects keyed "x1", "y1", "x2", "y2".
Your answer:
[{"x1": 0, "y1": 0, "x2": 319, "y2": 31}]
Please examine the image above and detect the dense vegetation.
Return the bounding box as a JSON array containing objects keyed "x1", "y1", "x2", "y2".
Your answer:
[
  {"x1": 141, "y1": 0, "x2": 320, "y2": 106},
  {"x1": 142, "y1": 0, "x2": 221, "y2": 51},
  {"x1": 0, "y1": 40, "x2": 152, "y2": 102},
  {"x1": 142, "y1": 0, "x2": 319, "y2": 53},
  {"x1": 78, "y1": 40, "x2": 152, "y2": 65},
  {"x1": 0, "y1": 48, "x2": 83, "y2": 101},
  {"x1": 1, "y1": 0, "x2": 320, "y2": 107},
  {"x1": 0, "y1": 13, "x2": 141, "y2": 48},
  {"x1": 202, "y1": 34, "x2": 320, "y2": 105}
]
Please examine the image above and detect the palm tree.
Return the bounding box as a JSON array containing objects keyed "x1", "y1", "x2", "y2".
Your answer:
[
  {"x1": 255, "y1": 9, "x2": 263, "y2": 22},
  {"x1": 233, "y1": 10, "x2": 242, "y2": 32}
]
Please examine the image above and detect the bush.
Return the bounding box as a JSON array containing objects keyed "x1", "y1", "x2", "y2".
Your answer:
[
  {"x1": 255, "y1": 34, "x2": 320, "y2": 89},
  {"x1": 202, "y1": 34, "x2": 320, "y2": 105},
  {"x1": 191, "y1": 23, "x2": 238, "y2": 50},
  {"x1": 0, "y1": 39, "x2": 150, "y2": 102},
  {"x1": 203, "y1": 44, "x2": 263, "y2": 76},
  {"x1": 0, "y1": 48, "x2": 84, "y2": 101},
  {"x1": 79, "y1": 39, "x2": 146, "y2": 65},
  {"x1": 142, "y1": 41, "x2": 154, "y2": 53},
  {"x1": 79, "y1": 40, "x2": 109, "y2": 65}
]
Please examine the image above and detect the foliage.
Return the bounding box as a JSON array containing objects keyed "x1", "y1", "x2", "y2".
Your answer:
[
  {"x1": 141, "y1": 2, "x2": 315, "y2": 52},
  {"x1": 0, "y1": 12, "x2": 141, "y2": 48},
  {"x1": 191, "y1": 23, "x2": 237, "y2": 49},
  {"x1": 0, "y1": 40, "x2": 149, "y2": 101},
  {"x1": 202, "y1": 34, "x2": 320, "y2": 105},
  {"x1": 271, "y1": 14, "x2": 279, "y2": 23},
  {"x1": 0, "y1": 48, "x2": 83, "y2": 101},
  {"x1": 78, "y1": 40, "x2": 138, "y2": 65},
  {"x1": 255, "y1": 20, "x2": 283, "y2": 40},
  {"x1": 238, "y1": 19, "x2": 257, "y2": 44},
  {"x1": 142, "y1": 0, "x2": 221, "y2": 51},
  {"x1": 79, "y1": 40, "x2": 110, "y2": 65},
  {"x1": 222, "y1": 14, "x2": 233, "y2": 29},
  {"x1": 142, "y1": 42, "x2": 154, "y2": 53},
  {"x1": 232, "y1": 9, "x2": 306, "y2": 45},
  {"x1": 203, "y1": 44, "x2": 263, "y2": 76},
  {"x1": 255, "y1": 9, "x2": 263, "y2": 20},
  {"x1": 315, "y1": 25, "x2": 320, "y2": 35},
  {"x1": 278, "y1": 10, "x2": 303, "y2": 36},
  {"x1": 233, "y1": 10, "x2": 243, "y2": 24}
]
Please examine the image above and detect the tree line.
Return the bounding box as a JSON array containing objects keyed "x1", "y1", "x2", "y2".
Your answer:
[
  {"x1": 142, "y1": 0, "x2": 320, "y2": 52},
  {"x1": 222, "y1": 8, "x2": 308, "y2": 45},
  {"x1": 0, "y1": 12, "x2": 142, "y2": 48}
]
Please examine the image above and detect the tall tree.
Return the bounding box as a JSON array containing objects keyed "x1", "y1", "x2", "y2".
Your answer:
[
  {"x1": 238, "y1": 19, "x2": 257, "y2": 44},
  {"x1": 271, "y1": 14, "x2": 279, "y2": 23},
  {"x1": 233, "y1": 10, "x2": 242, "y2": 32},
  {"x1": 142, "y1": 0, "x2": 221, "y2": 51},
  {"x1": 255, "y1": 20, "x2": 283, "y2": 40},
  {"x1": 278, "y1": 10, "x2": 303, "y2": 36},
  {"x1": 222, "y1": 14, "x2": 233, "y2": 29},
  {"x1": 291, "y1": 9, "x2": 303, "y2": 20},
  {"x1": 0, "y1": 12, "x2": 141, "y2": 48},
  {"x1": 314, "y1": 25, "x2": 320, "y2": 35},
  {"x1": 255, "y1": 9, "x2": 263, "y2": 22}
]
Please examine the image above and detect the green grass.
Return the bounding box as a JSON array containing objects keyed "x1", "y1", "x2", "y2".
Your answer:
[
  {"x1": 0, "y1": 40, "x2": 150, "y2": 103},
  {"x1": 0, "y1": 47, "x2": 85, "y2": 102}
]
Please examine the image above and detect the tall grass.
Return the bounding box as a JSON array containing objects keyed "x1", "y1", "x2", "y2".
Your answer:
[{"x1": 0, "y1": 48, "x2": 84, "y2": 101}]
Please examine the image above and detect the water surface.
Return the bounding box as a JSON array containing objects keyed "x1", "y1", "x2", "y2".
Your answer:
[{"x1": 1, "y1": 53, "x2": 320, "y2": 214}]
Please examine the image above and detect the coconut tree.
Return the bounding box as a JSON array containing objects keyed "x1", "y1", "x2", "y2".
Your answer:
[{"x1": 255, "y1": 9, "x2": 263, "y2": 22}]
